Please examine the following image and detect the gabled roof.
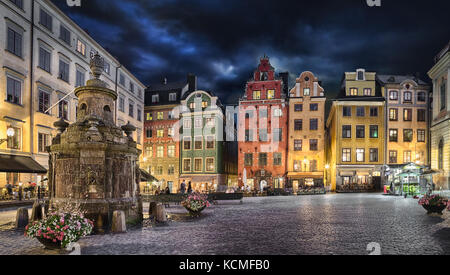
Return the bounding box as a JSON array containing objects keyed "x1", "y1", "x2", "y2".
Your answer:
[{"x1": 377, "y1": 74, "x2": 429, "y2": 86}]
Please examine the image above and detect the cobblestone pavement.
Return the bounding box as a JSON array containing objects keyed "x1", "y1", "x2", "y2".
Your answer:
[{"x1": 0, "y1": 194, "x2": 449, "y2": 255}]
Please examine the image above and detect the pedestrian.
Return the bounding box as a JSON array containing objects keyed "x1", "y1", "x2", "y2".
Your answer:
[
  {"x1": 18, "y1": 184, "x2": 23, "y2": 201},
  {"x1": 180, "y1": 180, "x2": 186, "y2": 194},
  {"x1": 187, "y1": 181, "x2": 192, "y2": 194},
  {"x1": 5, "y1": 183, "x2": 12, "y2": 195},
  {"x1": 165, "y1": 186, "x2": 171, "y2": 195}
]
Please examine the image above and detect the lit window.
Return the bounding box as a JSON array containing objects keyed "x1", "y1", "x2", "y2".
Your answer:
[
  {"x1": 267, "y1": 90, "x2": 275, "y2": 99},
  {"x1": 356, "y1": 149, "x2": 365, "y2": 162},
  {"x1": 303, "y1": 88, "x2": 310, "y2": 96},
  {"x1": 206, "y1": 158, "x2": 215, "y2": 172},
  {"x1": 253, "y1": 91, "x2": 261, "y2": 99},
  {"x1": 157, "y1": 146, "x2": 164, "y2": 158},
  {"x1": 76, "y1": 40, "x2": 86, "y2": 56}
]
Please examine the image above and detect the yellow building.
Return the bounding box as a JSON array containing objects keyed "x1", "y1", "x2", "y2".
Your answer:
[
  {"x1": 378, "y1": 75, "x2": 431, "y2": 175},
  {"x1": 287, "y1": 72, "x2": 327, "y2": 192},
  {"x1": 326, "y1": 69, "x2": 385, "y2": 192}
]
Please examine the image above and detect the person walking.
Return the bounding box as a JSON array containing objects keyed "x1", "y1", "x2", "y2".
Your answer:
[
  {"x1": 5, "y1": 183, "x2": 12, "y2": 196},
  {"x1": 180, "y1": 180, "x2": 186, "y2": 194},
  {"x1": 187, "y1": 181, "x2": 193, "y2": 194},
  {"x1": 18, "y1": 184, "x2": 23, "y2": 201}
]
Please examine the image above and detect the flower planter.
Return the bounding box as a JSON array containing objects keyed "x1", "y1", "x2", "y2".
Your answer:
[
  {"x1": 185, "y1": 206, "x2": 206, "y2": 217},
  {"x1": 422, "y1": 204, "x2": 447, "y2": 215},
  {"x1": 37, "y1": 237, "x2": 63, "y2": 250}
]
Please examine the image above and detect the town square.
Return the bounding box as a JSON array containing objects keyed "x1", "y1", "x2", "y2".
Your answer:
[{"x1": 0, "y1": 0, "x2": 449, "y2": 261}]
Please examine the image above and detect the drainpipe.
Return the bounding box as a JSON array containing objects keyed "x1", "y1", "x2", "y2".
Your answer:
[
  {"x1": 30, "y1": 0, "x2": 35, "y2": 157},
  {"x1": 114, "y1": 64, "x2": 122, "y2": 124}
]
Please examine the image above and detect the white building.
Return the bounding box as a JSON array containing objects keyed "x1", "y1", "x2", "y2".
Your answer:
[{"x1": 0, "y1": 0, "x2": 145, "y2": 188}]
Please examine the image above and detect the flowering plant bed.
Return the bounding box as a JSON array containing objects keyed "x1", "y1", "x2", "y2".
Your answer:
[
  {"x1": 25, "y1": 212, "x2": 94, "y2": 249},
  {"x1": 181, "y1": 192, "x2": 211, "y2": 216},
  {"x1": 418, "y1": 194, "x2": 449, "y2": 215}
]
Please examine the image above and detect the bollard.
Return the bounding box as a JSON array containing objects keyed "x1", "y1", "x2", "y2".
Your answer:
[
  {"x1": 15, "y1": 208, "x2": 29, "y2": 229},
  {"x1": 30, "y1": 201, "x2": 43, "y2": 221},
  {"x1": 155, "y1": 203, "x2": 167, "y2": 224},
  {"x1": 111, "y1": 210, "x2": 127, "y2": 233}
]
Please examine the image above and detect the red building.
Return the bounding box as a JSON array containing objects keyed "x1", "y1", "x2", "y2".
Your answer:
[{"x1": 238, "y1": 56, "x2": 289, "y2": 191}]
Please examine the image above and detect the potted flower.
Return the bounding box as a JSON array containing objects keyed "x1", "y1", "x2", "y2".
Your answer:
[
  {"x1": 181, "y1": 192, "x2": 211, "y2": 217},
  {"x1": 418, "y1": 194, "x2": 449, "y2": 215},
  {"x1": 25, "y1": 212, "x2": 94, "y2": 250}
]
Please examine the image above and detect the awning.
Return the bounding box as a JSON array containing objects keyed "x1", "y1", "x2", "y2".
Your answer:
[
  {"x1": 140, "y1": 169, "x2": 157, "y2": 182},
  {"x1": 0, "y1": 154, "x2": 47, "y2": 174}
]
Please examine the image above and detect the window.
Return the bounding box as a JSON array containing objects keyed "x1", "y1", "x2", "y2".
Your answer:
[
  {"x1": 370, "y1": 107, "x2": 378, "y2": 117},
  {"x1": 417, "y1": 109, "x2": 426, "y2": 122},
  {"x1": 38, "y1": 90, "x2": 50, "y2": 114},
  {"x1": 245, "y1": 129, "x2": 253, "y2": 142},
  {"x1": 156, "y1": 166, "x2": 163, "y2": 175},
  {"x1": 38, "y1": 133, "x2": 50, "y2": 153},
  {"x1": 370, "y1": 125, "x2": 378, "y2": 138},
  {"x1": 342, "y1": 149, "x2": 351, "y2": 162},
  {"x1": 120, "y1": 74, "x2": 126, "y2": 86},
  {"x1": 76, "y1": 40, "x2": 86, "y2": 56},
  {"x1": 137, "y1": 109, "x2": 142, "y2": 122},
  {"x1": 418, "y1": 130, "x2": 426, "y2": 143},
  {"x1": 118, "y1": 97, "x2": 125, "y2": 112},
  {"x1": 146, "y1": 113, "x2": 153, "y2": 121},
  {"x1": 104, "y1": 62, "x2": 110, "y2": 75},
  {"x1": 157, "y1": 129, "x2": 164, "y2": 138},
  {"x1": 59, "y1": 25, "x2": 71, "y2": 45},
  {"x1": 403, "y1": 91, "x2": 412, "y2": 102},
  {"x1": 6, "y1": 76, "x2": 22, "y2": 104},
  {"x1": 363, "y1": 88, "x2": 372, "y2": 96},
  {"x1": 356, "y1": 107, "x2": 365, "y2": 117},
  {"x1": 128, "y1": 100, "x2": 134, "y2": 118},
  {"x1": 206, "y1": 136, "x2": 215, "y2": 149},
  {"x1": 39, "y1": 47, "x2": 51, "y2": 72},
  {"x1": 293, "y1": 160, "x2": 301, "y2": 172},
  {"x1": 441, "y1": 81, "x2": 446, "y2": 111},
  {"x1": 157, "y1": 146, "x2": 164, "y2": 158},
  {"x1": 39, "y1": 9, "x2": 53, "y2": 31},
  {"x1": 303, "y1": 88, "x2": 310, "y2": 96},
  {"x1": 206, "y1": 158, "x2": 215, "y2": 172},
  {"x1": 168, "y1": 128, "x2": 174, "y2": 137},
  {"x1": 205, "y1": 117, "x2": 214, "y2": 127},
  {"x1": 259, "y1": 129, "x2": 268, "y2": 142},
  {"x1": 194, "y1": 136, "x2": 203, "y2": 150},
  {"x1": 273, "y1": 108, "x2": 282, "y2": 117},
  {"x1": 7, "y1": 27, "x2": 22, "y2": 57},
  {"x1": 389, "y1": 91, "x2": 398, "y2": 100},
  {"x1": 76, "y1": 69, "x2": 85, "y2": 87},
  {"x1": 168, "y1": 165, "x2": 175, "y2": 175},
  {"x1": 7, "y1": 127, "x2": 20, "y2": 150},
  {"x1": 349, "y1": 88, "x2": 358, "y2": 96},
  {"x1": 145, "y1": 146, "x2": 153, "y2": 158},
  {"x1": 418, "y1": 92, "x2": 426, "y2": 102},
  {"x1": 183, "y1": 137, "x2": 191, "y2": 150},
  {"x1": 404, "y1": 151, "x2": 412, "y2": 163},
  {"x1": 342, "y1": 125, "x2": 351, "y2": 138},
  {"x1": 259, "y1": 153, "x2": 267, "y2": 167},
  {"x1": 194, "y1": 158, "x2": 202, "y2": 172},
  {"x1": 439, "y1": 139, "x2": 444, "y2": 169},
  {"x1": 183, "y1": 159, "x2": 191, "y2": 172},
  {"x1": 370, "y1": 149, "x2": 378, "y2": 162},
  {"x1": 9, "y1": 0, "x2": 23, "y2": 9},
  {"x1": 58, "y1": 100, "x2": 68, "y2": 120},
  {"x1": 356, "y1": 149, "x2": 365, "y2": 162},
  {"x1": 310, "y1": 160, "x2": 318, "y2": 172},
  {"x1": 267, "y1": 90, "x2": 275, "y2": 99},
  {"x1": 310, "y1": 119, "x2": 318, "y2": 131},
  {"x1": 389, "y1": 109, "x2": 398, "y2": 121},
  {"x1": 245, "y1": 111, "x2": 254, "y2": 119},
  {"x1": 59, "y1": 59, "x2": 70, "y2": 82},
  {"x1": 343, "y1": 107, "x2": 351, "y2": 117},
  {"x1": 194, "y1": 117, "x2": 202, "y2": 128},
  {"x1": 357, "y1": 70, "x2": 364, "y2": 80},
  {"x1": 294, "y1": 120, "x2": 303, "y2": 131},
  {"x1": 294, "y1": 140, "x2": 302, "y2": 151},
  {"x1": 253, "y1": 91, "x2": 261, "y2": 99},
  {"x1": 244, "y1": 153, "x2": 253, "y2": 166},
  {"x1": 389, "y1": 151, "x2": 398, "y2": 164},
  {"x1": 403, "y1": 129, "x2": 413, "y2": 142},
  {"x1": 294, "y1": 104, "x2": 303, "y2": 112},
  {"x1": 273, "y1": 128, "x2": 282, "y2": 142},
  {"x1": 310, "y1": 104, "x2": 318, "y2": 111},
  {"x1": 273, "y1": 153, "x2": 282, "y2": 166},
  {"x1": 146, "y1": 129, "x2": 152, "y2": 138},
  {"x1": 403, "y1": 109, "x2": 412, "y2": 121},
  {"x1": 389, "y1": 129, "x2": 398, "y2": 142},
  {"x1": 356, "y1": 126, "x2": 365, "y2": 138},
  {"x1": 169, "y1": 93, "x2": 177, "y2": 101},
  {"x1": 129, "y1": 82, "x2": 134, "y2": 93},
  {"x1": 183, "y1": 119, "x2": 191, "y2": 129},
  {"x1": 308, "y1": 139, "x2": 318, "y2": 151},
  {"x1": 259, "y1": 108, "x2": 268, "y2": 118},
  {"x1": 157, "y1": 112, "x2": 164, "y2": 120}
]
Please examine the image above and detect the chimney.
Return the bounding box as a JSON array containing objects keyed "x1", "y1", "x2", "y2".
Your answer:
[
  {"x1": 162, "y1": 77, "x2": 168, "y2": 85},
  {"x1": 187, "y1": 73, "x2": 197, "y2": 92},
  {"x1": 279, "y1": 72, "x2": 289, "y2": 95}
]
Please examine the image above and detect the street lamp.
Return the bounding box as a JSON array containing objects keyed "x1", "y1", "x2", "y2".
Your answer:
[{"x1": 0, "y1": 127, "x2": 15, "y2": 145}]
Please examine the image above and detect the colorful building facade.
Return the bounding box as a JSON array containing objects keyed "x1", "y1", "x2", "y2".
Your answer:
[
  {"x1": 429, "y1": 41, "x2": 450, "y2": 192},
  {"x1": 238, "y1": 56, "x2": 289, "y2": 191},
  {"x1": 326, "y1": 69, "x2": 385, "y2": 192},
  {"x1": 142, "y1": 75, "x2": 196, "y2": 193},
  {"x1": 287, "y1": 72, "x2": 327, "y2": 192}
]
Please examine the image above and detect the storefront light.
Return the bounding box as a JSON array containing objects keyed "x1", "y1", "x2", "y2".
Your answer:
[{"x1": 7, "y1": 127, "x2": 15, "y2": 137}]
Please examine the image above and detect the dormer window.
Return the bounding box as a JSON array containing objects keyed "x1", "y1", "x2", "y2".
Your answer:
[
  {"x1": 260, "y1": 72, "x2": 268, "y2": 81},
  {"x1": 403, "y1": 91, "x2": 412, "y2": 102},
  {"x1": 152, "y1": 94, "x2": 159, "y2": 103},
  {"x1": 169, "y1": 93, "x2": 177, "y2": 101},
  {"x1": 303, "y1": 88, "x2": 310, "y2": 96},
  {"x1": 356, "y1": 69, "x2": 365, "y2": 81}
]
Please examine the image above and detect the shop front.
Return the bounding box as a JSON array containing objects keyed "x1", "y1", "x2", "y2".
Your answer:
[
  {"x1": 335, "y1": 165, "x2": 381, "y2": 193},
  {"x1": 384, "y1": 163, "x2": 428, "y2": 196},
  {"x1": 288, "y1": 172, "x2": 324, "y2": 194}
]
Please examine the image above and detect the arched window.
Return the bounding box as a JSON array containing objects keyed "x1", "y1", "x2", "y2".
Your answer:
[
  {"x1": 80, "y1": 103, "x2": 87, "y2": 110},
  {"x1": 439, "y1": 138, "x2": 444, "y2": 170},
  {"x1": 104, "y1": 105, "x2": 111, "y2": 112}
]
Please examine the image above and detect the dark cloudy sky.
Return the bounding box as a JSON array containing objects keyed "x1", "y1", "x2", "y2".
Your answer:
[{"x1": 51, "y1": 0, "x2": 450, "y2": 104}]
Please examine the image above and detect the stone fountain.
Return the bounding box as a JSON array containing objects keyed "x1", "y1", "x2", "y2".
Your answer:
[{"x1": 48, "y1": 53, "x2": 143, "y2": 233}]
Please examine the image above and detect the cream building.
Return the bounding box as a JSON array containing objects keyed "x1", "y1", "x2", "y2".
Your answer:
[
  {"x1": 0, "y1": 0, "x2": 145, "y2": 188},
  {"x1": 428, "y1": 41, "x2": 450, "y2": 192}
]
